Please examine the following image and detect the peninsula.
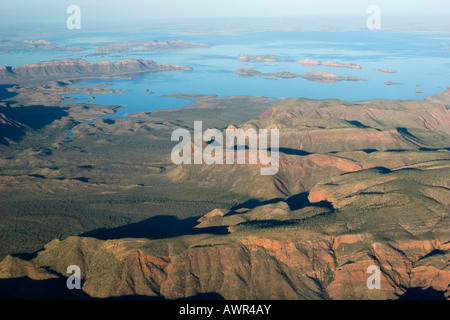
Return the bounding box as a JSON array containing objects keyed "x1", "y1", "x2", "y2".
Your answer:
[{"x1": 0, "y1": 58, "x2": 193, "y2": 84}]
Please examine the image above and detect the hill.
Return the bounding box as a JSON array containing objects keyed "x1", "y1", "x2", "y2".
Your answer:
[{"x1": 0, "y1": 90, "x2": 449, "y2": 300}]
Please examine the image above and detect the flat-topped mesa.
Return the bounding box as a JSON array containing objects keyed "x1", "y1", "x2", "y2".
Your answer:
[
  {"x1": 234, "y1": 68, "x2": 366, "y2": 82},
  {"x1": 0, "y1": 58, "x2": 193, "y2": 84},
  {"x1": 234, "y1": 67, "x2": 262, "y2": 77},
  {"x1": 299, "y1": 59, "x2": 363, "y2": 70},
  {"x1": 301, "y1": 71, "x2": 368, "y2": 83},
  {"x1": 94, "y1": 39, "x2": 211, "y2": 53},
  {"x1": 238, "y1": 55, "x2": 280, "y2": 62},
  {"x1": 378, "y1": 68, "x2": 397, "y2": 73},
  {"x1": 0, "y1": 39, "x2": 85, "y2": 51},
  {"x1": 234, "y1": 68, "x2": 300, "y2": 79},
  {"x1": 298, "y1": 59, "x2": 320, "y2": 66},
  {"x1": 385, "y1": 81, "x2": 404, "y2": 86}
]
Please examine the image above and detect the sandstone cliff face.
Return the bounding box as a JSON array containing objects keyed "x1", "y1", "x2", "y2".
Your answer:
[
  {"x1": 0, "y1": 232, "x2": 447, "y2": 300},
  {"x1": 1, "y1": 162, "x2": 448, "y2": 300}
]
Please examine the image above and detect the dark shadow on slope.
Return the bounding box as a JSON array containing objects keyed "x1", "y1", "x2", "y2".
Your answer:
[
  {"x1": 347, "y1": 120, "x2": 369, "y2": 128},
  {"x1": 385, "y1": 149, "x2": 410, "y2": 152},
  {"x1": 0, "y1": 122, "x2": 23, "y2": 146},
  {"x1": 396, "y1": 127, "x2": 422, "y2": 146},
  {"x1": 396, "y1": 127, "x2": 416, "y2": 138},
  {"x1": 285, "y1": 192, "x2": 334, "y2": 211},
  {"x1": 372, "y1": 166, "x2": 392, "y2": 174},
  {"x1": 0, "y1": 105, "x2": 69, "y2": 145},
  {"x1": 1, "y1": 105, "x2": 69, "y2": 129},
  {"x1": 397, "y1": 167, "x2": 422, "y2": 172},
  {"x1": 341, "y1": 166, "x2": 392, "y2": 176},
  {"x1": 177, "y1": 292, "x2": 225, "y2": 300},
  {"x1": 360, "y1": 149, "x2": 378, "y2": 154},
  {"x1": 237, "y1": 219, "x2": 297, "y2": 229},
  {"x1": 236, "y1": 209, "x2": 336, "y2": 230},
  {"x1": 0, "y1": 276, "x2": 225, "y2": 300},
  {"x1": 102, "y1": 118, "x2": 115, "y2": 125},
  {"x1": 225, "y1": 198, "x2": 284, "y2": 216},
  {"x1": 416, "y1": 249, "x2": 446, "y2": 262},
  {"x1": 106, "y1": 292, "x2": 224, "y2": 300},
  {"x1": 99, "y1": 295, "x2": 165, "y2": 300},
  {"x1": 0, "y1": 84, "x2": 18, "y2": 100},
  {"x1": 0, "y1": 276, "x2": 89, "y2": 300},
  {"x1": 80, "y1": 215, "x2": 229, "y2": 241},
  {"x1": 347, "y1": 120, "x2": 381, "y2": 131},
  {"x1": 268, "y1": 147, "x2": 311, "y2": 156},
  {"x1": 10, "y1": 250, "x2": 42, "y2": 261},
  {"x1": 226, "y1": 192, "x2": 333, "y2": 217},
  {"x1": 398, "y1": 287, "x2": 446, "y2": 300},
  {"x1": 280, "y1": 147, "x2": 311, "y2": 156},
  {"x1": 28, "y1": 174, "x2": 47, "y2": 179}
]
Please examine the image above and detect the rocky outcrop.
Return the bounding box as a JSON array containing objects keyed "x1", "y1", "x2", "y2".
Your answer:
[
  {"x1": 238, "y1": 55, "x2": 282, "y2": 62},
  {"x1": 0, "y1": 231, "x2": 447, "y2": 300},
  {"x1": 298, "y1": 59, "x2": 363, "y2": 70},
  {"x1": 385, "y1": 81, "x2": 404, "y2": 85},
  {"x1": 234, "y1": 68, "x2": 299, "y2": 79},
  {"x1": 234, "y1": 68, "x2": 367, "y2": 82},
  {"x1": 300, "y1": 71, "x2": 367, "y2": 83},
  {"x1": 378, "y1": 68, "x2": 397, "y2": 73}
]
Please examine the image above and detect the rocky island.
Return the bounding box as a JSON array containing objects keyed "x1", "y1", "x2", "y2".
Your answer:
[
  {"x1": 234, "y1": 68, "x2": 368, "y2": 82},
  {"x1": 385, "y1": 81, "x2": 404, "y2": 85},
  {"x1": 298, "y1": 59, "x2": 363, "y2": 69},
  {"x1": 234, "y1": 67, "x2": 299, "y2": 79},
  {"x1": 238, "y1": 55, "x2": 290, "y2": 62},
  {"x1": 378, "y1": 68, "x2": 397, "y2": 73},
  {"x1": 300, "y1": 71, "x2": 368, "y2": 82}
]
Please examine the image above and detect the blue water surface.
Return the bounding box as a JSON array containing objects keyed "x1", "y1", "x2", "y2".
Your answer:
[{"x1": 1, "y1": 30, "x2": 449, "y2": 116}]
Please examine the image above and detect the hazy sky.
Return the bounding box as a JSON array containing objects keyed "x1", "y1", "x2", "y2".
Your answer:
[{"x1": 1, "y1": 0, "x2": 449, "y2": 23}]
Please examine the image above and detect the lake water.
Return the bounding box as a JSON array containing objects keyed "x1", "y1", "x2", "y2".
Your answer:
[{"x1": 1, "y1": 30, "x2": 449, "y2": 117}]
